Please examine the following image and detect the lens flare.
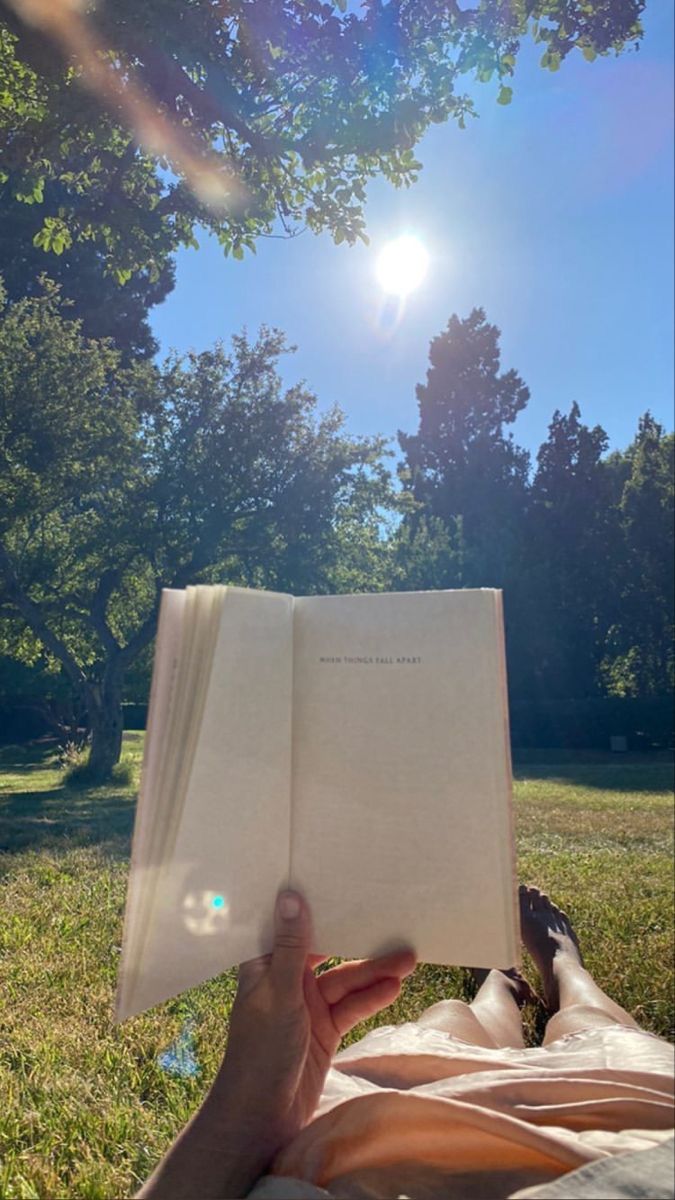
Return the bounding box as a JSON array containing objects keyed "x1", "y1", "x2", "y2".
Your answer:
[{"x1": 182, "y1": 889, "x2": 230, "y2": 935}]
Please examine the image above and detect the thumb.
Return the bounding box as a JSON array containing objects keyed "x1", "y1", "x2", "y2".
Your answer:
[{"x1": 270, "y1": 890, "x2": 311, "y2": 1000}]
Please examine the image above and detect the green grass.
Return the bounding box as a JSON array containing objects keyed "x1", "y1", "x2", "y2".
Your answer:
[{"x1": 0, "y1": 737, "x2": 673, "y2": 1198}]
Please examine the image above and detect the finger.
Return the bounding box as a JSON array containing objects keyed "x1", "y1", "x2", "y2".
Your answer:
[
  {"x1": 318, "y1": 949, "x2": 416, "y2": 1006},
  {"x1": 332, "y1": 977, "x2": 402, "y2": 1036},
  {"x1": 270, "y1": 890, "x2": 312, "y2": 1000},
  {"x1": 237, "y1": 954, "x2": 270, "y2": 994}
]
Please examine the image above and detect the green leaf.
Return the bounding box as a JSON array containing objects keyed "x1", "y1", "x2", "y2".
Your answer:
[
  {"x1": 582, "y1": 46, "x2": 597, "y2": 62},
  {"x1": 541, "y1": 50, "x2": 561, "y2": 71},
  {"x1": 16, "y1": 177, "x2": 45, "y2": 205},
  {"x1": 232, "y1": 245, "x2": 244, "y2": 260},
  {"x1": 497, "y1": 85, "x2": 513, "y2": 106}
]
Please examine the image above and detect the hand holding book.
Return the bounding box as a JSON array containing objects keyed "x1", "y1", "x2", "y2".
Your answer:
[{"x1": 137, "y1": 891, "x2": 415, "y2": 1200}]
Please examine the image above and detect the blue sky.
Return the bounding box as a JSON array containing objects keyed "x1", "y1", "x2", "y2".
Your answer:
[{"x1": 151, "y1": 2, "x2": 674, "y2": 464}]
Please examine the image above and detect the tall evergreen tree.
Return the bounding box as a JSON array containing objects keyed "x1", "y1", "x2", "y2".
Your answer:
[
  {"x1": 398, "y1": 308, "x2": 530, "y2": 588},
  {"x1": 601, "y1": 414, "x2": 674, "y2": 696},
  {"x1": 520, "y1": 402, "x2": 616, "y2": 699}
]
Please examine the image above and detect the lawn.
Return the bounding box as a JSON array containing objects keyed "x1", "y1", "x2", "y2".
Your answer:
[{"x1": 0, "y1": 736, "x2": 673, "y2": 1199}]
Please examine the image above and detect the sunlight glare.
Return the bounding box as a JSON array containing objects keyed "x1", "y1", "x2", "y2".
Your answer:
[{"x1": 376, "y1": 235, "x2": 429, "y2": 296}]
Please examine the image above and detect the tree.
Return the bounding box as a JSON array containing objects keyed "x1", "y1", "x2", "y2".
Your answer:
[
  {"x1": 601, "y1": 414, "x2": 674, "y2": 696},
  {"x1": 0, "y1": 282, "x2": 389, "y2": 778},
  {"x1": 0, "y1": 199, "x2": 174, "y2": 358},
  {"x1": 0, "y1": 0, "x2": 645, "y2": 347},
  {"x1": 398, "y1": 308, "x2": 530, "y2": 588},
  {"x1": 388, "y1": 514, "x2": 464, "y2": 592},
  {"x1": 516, "y1": 402, "x2": 616, "y2": 699}
]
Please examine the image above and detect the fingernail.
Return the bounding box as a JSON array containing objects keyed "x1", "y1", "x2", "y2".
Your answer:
[{"x1": 278, "y1": 891, "x2": 301, "y2": 920}]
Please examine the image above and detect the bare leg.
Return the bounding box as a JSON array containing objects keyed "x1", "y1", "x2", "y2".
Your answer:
[
  {"x1": 417, "y1": 968, "x2": 537, "y2": 1049},
  {"x1": 519, "y1": 885, "x2": 640, "y2": 1045}
]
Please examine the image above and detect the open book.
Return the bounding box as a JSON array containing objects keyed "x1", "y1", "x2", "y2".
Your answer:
[{"x1": 116, "y1": 586, "x2": 519, "y2": 1021}]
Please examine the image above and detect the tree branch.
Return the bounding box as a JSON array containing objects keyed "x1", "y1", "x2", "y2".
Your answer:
[
  {"x1": 87, "y1": 567, "x2": 123, "y2": 657},
  {"x1": 118, "y1": 583, "x2": 162, "y2": 667},
  {"x1": 128, "y1": 42, "x2": 282, "y2": 158},
  {"x1": 0, "y1": 540, "x2": 87, "y2": 692}
]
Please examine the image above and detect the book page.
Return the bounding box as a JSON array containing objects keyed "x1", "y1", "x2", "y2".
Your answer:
[
  {"x1": 289, "y1": 590, "x2": 518, "y2": 969},
  {"x1": 118, "y1": 587, "x2": 294, "y2": 1019}
]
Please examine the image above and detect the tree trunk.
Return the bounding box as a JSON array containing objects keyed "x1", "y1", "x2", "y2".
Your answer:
[{"x1": 86, "y1": 672, "x2": 124, "y2": 780}]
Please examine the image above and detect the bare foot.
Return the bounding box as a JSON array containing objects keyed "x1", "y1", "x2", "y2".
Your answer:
[
  {"x1": 471, "y1": 966, "x2": 540, "y2": 1008},
  {"x1": 519, "y1": 885, "x2": 583, "y2": 1011}
]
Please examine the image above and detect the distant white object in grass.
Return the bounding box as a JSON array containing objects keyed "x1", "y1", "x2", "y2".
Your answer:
[{"x1": 376, "y1": 235, "x2": 429, "y2": 296}]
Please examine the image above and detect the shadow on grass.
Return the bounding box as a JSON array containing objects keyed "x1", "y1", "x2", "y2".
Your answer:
[
  {"x1": 0, "y1": 740, "x2": 137, "y2": 857},
  {"x1": 512, "y1": 749, "x2": 674, "y2": 794},
  {"x1": 0, "y1": 738, "x2": 65, "y2": 771},
  {"x1": 1, "y1": 740, "x2": 672, "y2": 859},
  {"x1": 0, "y1": 787, "x2": 135, "y2": 855}
]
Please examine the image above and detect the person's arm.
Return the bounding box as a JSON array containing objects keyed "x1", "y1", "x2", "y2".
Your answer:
[
  {"x1": 137, "y1": 891, "x2": 416, "y2": 1199},
  {"x1": 136, "y1": 1079, "x2": 275, "y2": 1200}
]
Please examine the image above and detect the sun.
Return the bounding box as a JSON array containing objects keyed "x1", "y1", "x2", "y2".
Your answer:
[{"x1": 375, "y1": 235, "x2": 429, "y2": 296}]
